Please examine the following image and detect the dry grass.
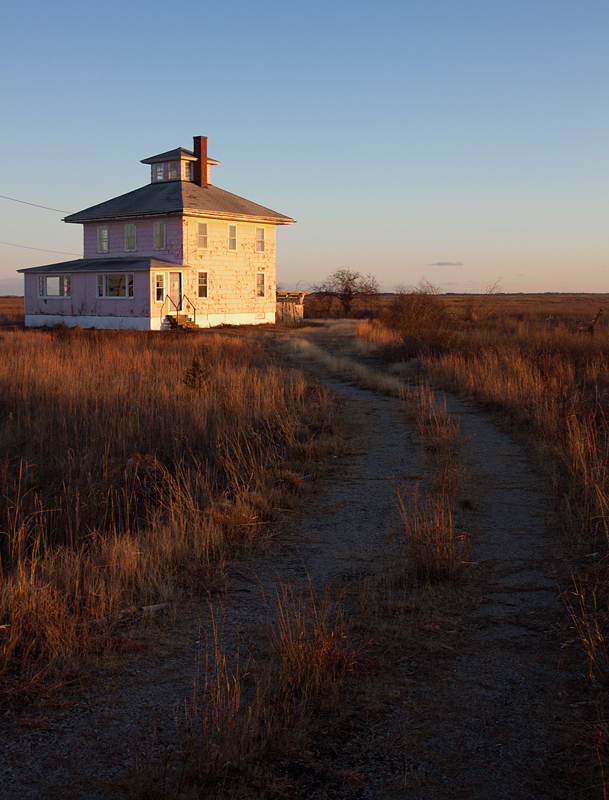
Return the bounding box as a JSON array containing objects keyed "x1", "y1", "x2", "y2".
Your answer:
[
  {"x1": 396, "y1": 488, "x2": 471, "y2": 582},
  {"x1": 0, "y1": 327, "x2": 340, "y2": 684},
  {"x1": 354, "y1": 291, "x2": 609, "y2": 792},
  {"x1": 0, "y1": 296, "x2": 24, "y2": 327},
  {"x1": 270, "y1": 580, "x2": 361, "y2": 698},
  {"x1": 128, "y1": 582, "x2": 361, "y2": 799}
]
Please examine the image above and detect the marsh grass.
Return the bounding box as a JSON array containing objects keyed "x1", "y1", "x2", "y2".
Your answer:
[
  {"x1": 0, "y1": 328, "x2": 339, "y2": 683},
  {"x1": 396, "y1": 488, "x2": 471, "y2": 582},
  {"x1": 270, "y1": 580, "x2": 362, "y2": 698},
  {"x1": 128, "y1": 583, "x2": 360, "y2": 799}
]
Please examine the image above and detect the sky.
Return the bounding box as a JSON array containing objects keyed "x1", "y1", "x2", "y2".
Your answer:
[{"x1": 1, "y1": 0, "x2": 608, "y2": 295}]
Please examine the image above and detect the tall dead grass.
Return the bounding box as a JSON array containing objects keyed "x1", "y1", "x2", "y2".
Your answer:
[{"x1": 0, "y1": 328, "x2": 339, "y2": 681}]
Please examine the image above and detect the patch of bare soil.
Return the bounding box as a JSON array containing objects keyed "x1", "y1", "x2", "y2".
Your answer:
[{"x1": 0, "y1": 324, "x2": 593, "y2": 799}]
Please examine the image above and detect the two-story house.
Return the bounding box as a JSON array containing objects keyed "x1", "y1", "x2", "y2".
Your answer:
[{"x1": 19, "y1": 136, "x2": 295, "y2": 329}]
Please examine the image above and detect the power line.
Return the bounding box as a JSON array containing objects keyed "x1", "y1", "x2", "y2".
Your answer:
[
  {"x1": 0, "y1": 194, "x2": 71, "y2": 213},
  {"x1": 0, "y1": 241, "x2": 80, "y2": 256}
]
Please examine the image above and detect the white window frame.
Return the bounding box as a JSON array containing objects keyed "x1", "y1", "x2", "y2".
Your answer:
[
  {"x1": 256, "y1": 272, "x2": 265, "y2": 298},
  {"x1": 97, "y1": 273, "x2": 134, "y2": 298},
  {"x1": 38, "y1": 274, "x2": 71, "y2": 298},
  {"x1": 154, "y1": 273, "x2": 165, "y2": 303},
  {"x1": 184, "y1": 162, "x2": 194, "y2": 181},
  {"x1": 197, "y1": 222, "x2": 208, "y2": 249},
  {"x1": 256, "y1": 228, "x2": 265, "y2": 252},
  {"x1": 97, "y1": 225, "x2": 109, "y2": 253},
  {"x1": 124, "y1": 223, "x2": 137, "y2": 252},
  {"x1": 153, "y1": 221, "x2": 166, "y2": 250},
  {"x1": 228, "y1": 225, "x2": 237, "y2": 251},
  {"x1": 198, "y1": 271, "x2": 208, "y2": 299},
  {"x1": 167, "y1": 162, "x2": 178, "y2": 180}
]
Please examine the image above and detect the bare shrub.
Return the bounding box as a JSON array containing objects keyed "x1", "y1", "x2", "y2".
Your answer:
[{"x1": 381, "y1": 281, "x2": 455, "y2": 357}]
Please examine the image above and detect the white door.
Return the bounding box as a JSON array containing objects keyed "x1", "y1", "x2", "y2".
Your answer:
[{"x1": 169, "y1": 272, "x2": 182, "y2": 311}]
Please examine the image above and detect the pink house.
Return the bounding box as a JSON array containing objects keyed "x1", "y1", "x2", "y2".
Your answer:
[{"x1": 20, "y1": 136, "x2": 295, "y2": 329}]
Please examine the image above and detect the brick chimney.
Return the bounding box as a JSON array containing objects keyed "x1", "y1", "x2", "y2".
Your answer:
[{"x1": 193, "y1": 136, "x2": 208, "y2": 187}]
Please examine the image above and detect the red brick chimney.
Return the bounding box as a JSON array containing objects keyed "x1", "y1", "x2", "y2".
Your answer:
[{"x1": 193, "y1": 136, "x2": 208, "y2": 187}]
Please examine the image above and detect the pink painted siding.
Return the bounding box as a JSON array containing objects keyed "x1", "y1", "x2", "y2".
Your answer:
[
  {"x1": 25, "y1": 272, "x2": 150, "y2": 319},
  {"x1": 83, "y1": 218, "x2": 183, "y2": 262}
]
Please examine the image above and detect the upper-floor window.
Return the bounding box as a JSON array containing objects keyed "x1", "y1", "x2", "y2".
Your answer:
[
  {"x1": 97, "y1": 273, "x2": 134, "y2": 298},
  {"x1": 97, "y1": 225, "x2": 109, "y2": 253},
  {"x1": 198, "y1": 272, "x2": 208, "y2": 298},
  {"x1": 154, "y1": 164, "x2": 165, "y2": 182},
  {"x1": 125, "y1": 223, "x2": 137, "y2": 252},
  {"x1": 228, "y1": 225, "x2": 237, "y2": 251},
  {"x1": 256, "y1": 228, "x2": 265, "y2": 252},
  {"x1": 184, "y1": 162, "x2": 194, "y2": 181},
  {"x1": 168, "y1": 162, "x2": 178, "y2": 180},
  {"x1": 154, "y1": 221, "x2": 166, "y2": 250},
  {"x1": 197, "y1": 223, "x2": 208, "y2": 249},
  {"x1": 38, "y1": 274, "x2": 71, "y2": 298},
  {"x1": 256, "y1": 272, "x2": 265, "y2": 298}
]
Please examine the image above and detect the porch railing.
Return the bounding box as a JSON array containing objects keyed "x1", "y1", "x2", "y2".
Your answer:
[{"x1": 160, "y1": 294, "x2": 197, "y2": 328}]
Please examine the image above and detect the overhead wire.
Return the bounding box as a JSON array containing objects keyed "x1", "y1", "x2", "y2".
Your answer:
[
  {"x1": 0, "y1": 194, "x2": 79, "y2": 257},
  {"x1": 0, "y1": 241, "x2": 80, "y2": 256},
  {"x1": 0, "y1": 194, "x2": 71, "y2": 214}
]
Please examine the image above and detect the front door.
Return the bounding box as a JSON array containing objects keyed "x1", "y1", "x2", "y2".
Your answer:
[{"x1": 169, "y1": 272, "x2": 182, "y2": 311}]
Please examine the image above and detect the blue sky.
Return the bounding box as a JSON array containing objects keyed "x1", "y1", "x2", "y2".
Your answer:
[{"x1": 1, "y1": 0, "x2": 607, "y2": 294}]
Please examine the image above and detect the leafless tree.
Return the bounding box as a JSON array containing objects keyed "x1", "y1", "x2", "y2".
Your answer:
[{"x1": 311, "y1": 268, "x2": 380, "y2": 316}]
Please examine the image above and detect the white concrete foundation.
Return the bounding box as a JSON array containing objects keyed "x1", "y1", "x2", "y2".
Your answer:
[{"x1": 26, "y1": 312, "x2": 276, "y2": 331}]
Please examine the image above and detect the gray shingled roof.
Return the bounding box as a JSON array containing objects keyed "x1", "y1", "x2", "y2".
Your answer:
[
  {"x1": 18, "y1": 257, "x2": 176, "y2": 274},
  {"x1": 63, "y1": 183, "x2": 295, "y2": 225},
  {"x1": 140, "y1": 148, "x2": 198, "y2": 164}
]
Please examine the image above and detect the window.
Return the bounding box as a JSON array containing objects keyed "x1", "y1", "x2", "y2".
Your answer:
[
  {"x1": 256, "y1": 273, "x2": 265, "y2": 298},
  {"x1": 228, "y1": 225, "x2": 237, "y2": 251},
  {"x1": 198, "y1": 271, "x2": 208, "y2": 298},
  {"x1": 38, "y1": 274, "x2": 70, "y2": 297},
  {"x1": 197, "y1": 222, "x2": 208, "y2": 249},
  {"x1": 184, "y1": 162, "x2": 194, "y2": 181},
  {"x1": 125, "y1": 223, "x2": 137, "y2": 252},
  {"x1": 168, "y1": 162, "x2": 178, "y2": 180},
  {"x1": 155, "y1": 273, "x2": 165, "y2": 303},
  {"x1": 97, "y1": 273, "x2": 134, "y2": 298},
  {"x1": 153, "y1": 221, "x2": 166, "y2": 250},
  {"x1": 256, "y1": 228, "x2": 265, "y2": 252},
  {"x1": 154, "y1": 164, "x2": 165, "y2": 182},
  {"x1": 97, "y1": 225, "x2": 109, "y2": 253}
]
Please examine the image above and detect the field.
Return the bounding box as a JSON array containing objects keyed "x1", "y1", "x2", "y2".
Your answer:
[
  {"x1": 0, "y1": 295, "x2": 24, "y2": 327},
  {"x1": 2, "y1": 292, "x2": 609, "y2": 797}
]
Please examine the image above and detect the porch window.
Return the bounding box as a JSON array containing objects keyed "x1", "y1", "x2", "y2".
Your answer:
[
  {"x1": 256, "y1": 228, "x2": 265, "y2": 252},
  {"x1": 198, "y1": 271, "x2": 208, "y2": 298},
  {"x1": 97, "y1": 273, "x2": 134, "y2": 298},
  {"x1": 39, "y1": 274, "x2": 71, "y2": 297},
  {"x1": 154, "y1": 221, "x2": 166, "y2": 250},
  {"x1": 256, "y1": 273, "x2": 265, "y2": 298},
  {"x1": 125, "y1": 223, "x2": 137, "y2": 252},
  {"x1": 97, "y1": 225, "x2": 109, "y2": 253},
  {"x1": 228, "y1": 225, "x2": 237, "y2": 251},
  {"x1": 197, "y1": 223, "x2": 208, "y2": 249},
  {"x1": 155, "y1": 273, "x2": 165, "y2": 303}
]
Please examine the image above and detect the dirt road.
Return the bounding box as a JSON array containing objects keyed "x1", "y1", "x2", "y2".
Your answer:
[{"x1": 0, "y1": 324, "x2": 589, "y2": 799}]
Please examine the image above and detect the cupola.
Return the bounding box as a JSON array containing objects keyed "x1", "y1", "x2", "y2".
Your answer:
[{"x1": 140, "y1": 136, "x2": 220, "y2": 186}]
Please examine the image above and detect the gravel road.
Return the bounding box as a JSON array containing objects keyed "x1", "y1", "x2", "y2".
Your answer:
[{"x1": 0, "y1": 332, "x2": 586, "y2": 799}]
